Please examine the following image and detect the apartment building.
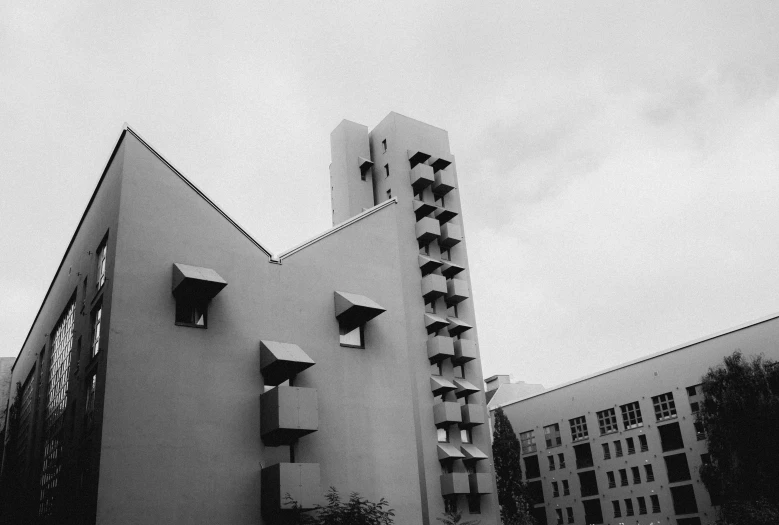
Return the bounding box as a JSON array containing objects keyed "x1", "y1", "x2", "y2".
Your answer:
[
  {"x1": 0, "y1": 113, "x2": 498, "y2": 525},
  {"x1": 490, "y1": 314, "x2": 779, "y2": 525}
]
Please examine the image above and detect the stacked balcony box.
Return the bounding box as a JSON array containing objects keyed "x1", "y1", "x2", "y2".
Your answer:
[
  {"x1": 438, "y1": 443, "x2": 466, "y2": 462},
  {"x1": 259, "y1": 340, "x2": 315, "y2": 386},
  {"x1": 422, "y1": 273, "x2": 447, "y2": 303},
  {"x1": 416, "y1": 217, "x2": 441, "y2": 247},
  {"x1": 432, "y1": 169, "x2": 456, "y2": 196},
  {"x1": 433, "y1": 401, "x2": 462, "y2": 427},
  {"x1": 445, "y1": 278, "x2": 469, "y2": 306},
  {"x1": 358, "y1": 156, "x2": 373, "y2": 175},
  {"x1": 434, "y1": 206, "x2": 458, "y2": 225},
  {"x1": 441, "y1": 473, "x2": 470, "y2": 495},
  {"x1": 408, "y1": 149, "x2": 432, "y2": 168},
  {"x1": 261, "y1": 463, "x2": 321, "y2": 518},
  {"x1": 260, "y1": 386, "x2": 318, "y2": 446},
  {"x1": 427, "y1": 335, "x2": 455, "y2": 363},
  {"x1": 439, "y1": 223, "x2": 462, "y2": 248},
  {"x1": 447, "y1": 317, "x2": 473, "y2": 337},
  {"x1": 410, "y1": 164, "x2": 435, "y2": 192},
  {"x1": 425, "y1": 313, "x2": 449, "y2": 334},
  {"x1": 334, "y1": 291, "x2": 386, "y2": 332},
  {"x1": 431, "y1": 376, "x2": 457, "y2": 396},
  {"x1": 469, "y1": 473, "x2": 493, "y2": 494},
  {"x1": 453, "y1": 339, "x2": 477, "y2": 365},
  {"x1": 413, "y1": 200, "x2": 438, "y2": 221},
  {"x1": 453, "y1": 378, "x2": 480, "y2": 399},
  {"x1": 461, "y1": 444, "x2": 489, "y2": 463},
  {"x1": 460, "y1": 404, "x2": 486, "y2": 428},
  {"x1": 419, "y1": 254, "x2": 443, "y2": 276},
  {"x1": 440, "y1": 261, "x2": 465, "y2": 279},
  {"x1": 430, "y1": 154, "x2": 454, "y2": 172}
]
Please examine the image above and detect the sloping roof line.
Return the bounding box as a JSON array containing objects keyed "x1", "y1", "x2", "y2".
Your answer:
[
  {"x1": 491, "y1": 310, "x2": 779, "y2": 411},
  {"x1": 274, "y1": 198, "x2": 398, "y2": 262}
]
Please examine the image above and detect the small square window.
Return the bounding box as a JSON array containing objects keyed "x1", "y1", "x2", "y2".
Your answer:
[
  {"x1": 175, "y1": 297, "x2": 208, "y2": 328},
  {"x1": 686, "y1": 385, "x2": 699, "y2": 397},
  {"x1": 437, "y1": 428, "x2": 449, "y2": 443},
  {"x1": 340, "y1": 324, "x2": 364, "y2": 348},
  {"x1": 690, "y1": 401, "x2": 700, "y2": 413}
]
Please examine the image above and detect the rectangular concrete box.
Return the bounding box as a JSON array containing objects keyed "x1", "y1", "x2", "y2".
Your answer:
[
  {"x1": 260, "y1": 386, "x2": 318, "y2": 446},
  {"x1": 440, "y1": 473, "x2": 470, "y2": 495},
  {"x1": 425, "y1": 313, "x2": 449, "y2": 334},
  {"x1": 427, "y1": 335, "x2": 455, "y2": 363},
  {"x1": 453, "y1": 339, "x2": 477, "y2": 364},
  {"x1": 469, "y1": 473, "x2": 493, "y2": 494},
  {"x1": 433, "y1": 402, "x2": 462, "y2": 427},
  {"x1": 413, "y1": 199, "x2": 438, "y2": 220},
  {"x1": 460, "y1": 404, "x2": 485, "y2": 428},
  {"x1": 410, "y1": 164, "x2": 435, "y2": 192},
  {"x1": 418, "y1": 254, "x2": 443, "y2": 276},
  {"x1": 261, "y1": 462, "x2": 321, "y2": 515},
  {"x1": 432, "y1": 170, "x2": 456, "y2": 196},
  {"x1": 439, "y1": 223, "x2": 462, "y2": 248},
  {"x1": 434, "y1": 206, "x2": 458, "y2": 225},
  {"x1": 440, "y1": 261, "x2": 465, "y2": 278},
  {"x1": 416, "y1": 217, "x2": 441, "y2": 246},
  {"x1": 445, "y1": 278, "x2": 469, "y2": 305},
  {"x1": 422, "y1": 274, "x2": 447, "y2": 303}
]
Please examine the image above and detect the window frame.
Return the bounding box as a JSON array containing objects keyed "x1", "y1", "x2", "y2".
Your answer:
[
  {"x1": 620, "y1": 401, "x2": 644, "y2": 429},
  {"x1": 569, "y1": 415, "x2": 589, "y2": 442},
  {"x1": 544, "y1": 423, "x2": 562, "y2": 448},
  {"x1": 652, "y1": 392, "x2": 678, "y2": 421},
  {"x1": 95, "y1": 234, "x2": 108, "y2": 291},
  {"x1": 596, "y1": 408, "x2": 619, "y2": 435},
  {"x1": 519, "y1": 430, "x2": 537, "y2": 454}
]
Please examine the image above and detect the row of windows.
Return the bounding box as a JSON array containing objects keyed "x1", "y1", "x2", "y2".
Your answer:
[
  {"x1": 551, "y1": 479, "x2": 570, "y2": 497},
  {"x1": 612, "y1": 495, "x2": 660, "y2": 517},
  {"x1": 547, "y1": 452, "x2": 566, "y2": 470},
  {"x1": 607, "y1": 464, "x2": 655, "y2": 488},
  {"x1": 601, "y1": 434, "x2": 648, "y2": 459},
  {"x1": 554, "y1": 507, "x2": 575, "y2": 524},
  {"x1": 437, "y1": 427, "x2": 473, "y2": 444}
]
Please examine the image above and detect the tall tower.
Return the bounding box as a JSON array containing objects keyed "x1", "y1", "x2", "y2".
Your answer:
[{"x1": 330, "y1": 113, "x2": 499, "y2": 523}]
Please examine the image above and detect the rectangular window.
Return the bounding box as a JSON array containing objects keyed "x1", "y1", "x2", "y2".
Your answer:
[
  {"x1": 569, "y1": 416, "x2": 588, "y2": 442},
  {"x1": 694, "y1": 421, "x2": 706, "y2": 440},
  {"x1": 524, "y1": 456, "x2": 541, "y2": 479},
  {"x1": 658, "y1": 422, "x2": 685, "y2": 452},
  {"x1": 176, "y1": 296, "x2": 208, "y2": 328},
  {"x1": 90, "y1": 303, "x2": 102, "y2": 357},
  {"x1": 454, "y1": 365, "x2": 464, "y2": 379},
  {"x1": 96, "y1": 235, "x2": 108, "y2": 290},
  {"x1": 607, "y1": 471, "x2": 616, "y2": 488},
  {"x1": 573, "y1": 443, "x2": 594, "y2": 469},
  {"x1": 614, "y1": 440, "x2": 623, "y2": 457},
  {"x1": 555, "y1": 508, "x2": 563, "y2": 525},
  {"x1": 645, "y1": 464, "x2": 655, "y2": 482},
  {"x1": 620, "y1": 401, "x2": 643, "y2": 429},
  {"x1": 566, "y1": 507, "x2": 574, "y2": 524},
  {"x1": 460, "y1": 428, "x2": 472, "y2": 444},
  {"x1": 652, "y1": 392, "x2": 677, "y2": 421},
  {"x1": 562, "y1": 479, "x2": 570, "y2": 496},
  {"x1": 626, "y1": 437, "x2": 635, "y2": 455},
  {"x1": 624, "y1": 498, "x2": 634, "y2": 516},
  {"x1": 596, "y1": 408, "x2": 618, "y2": 435},
  {"x1": 444, "y1": 495, "x2": 457, "y2": 514},
  {"x1": 431, "y1": 361, "x2": 442, "y2": 376},
  {"x1": 519, "y1": 430, "x2": 537, "y2": 454},
  {"x1": 631, "y1": 466, "x2": 641, "y2": 484},
  {"x1": 612, "y1": 500, "x2": 621, "y2": 518},
  {"x1": 467, "y1": 495, "x2": 480, "y2": 514},
  {"x1": 637, "y1": 496, "x2": 647, "y2": 515},
  {"x1": 670, "y1": 484, "x2": 698, "y2": 515},
  {"x1": 547, "y1": 455, "x2": 555, "y2": 471},
  {"x1": 339, "y1": 325, "x2": 364, "y2": 348},
  {"x1": 437, "y1": 428, "x2": 449, "y2": 443},
  {"x1": 664, "y1": 452, "x2": 692, "y2": 483},
  {"x1": 544, "y1": 423, "x2": 562, "y2": 448},
  {"x1": 602, "y1": 443, "x2": 611, "y2": 460},
  {"x1": 650, "y1": 494, "x2": 660, "y2": 513},
  {"x1": 15, "y1": 367, "x2": 37, "y2": 475},
  {"x1": 558, "y1": 453, "x2": 566, "y2": 469},
  {"x1": 552, "y1": 481, "x2": 559, "y2": 497},
  {"x1": 619, "y1": 469, "x2": 628, "y2": 486},
  {"x1": 686, "y1": 385, "x2": 699, "y2": 397},
  {"x1": 385, "y1": 164, "x2": 390, "y2": 178},
  {"x1": 638, "y1": 434, "x2": 648, "y2": 452},
  {"x1": 578, "y1": 470, "x2": 599, "y2": 497},
  {"x1": 690, "y1": 401, "x2": 700, "y2": 413}
]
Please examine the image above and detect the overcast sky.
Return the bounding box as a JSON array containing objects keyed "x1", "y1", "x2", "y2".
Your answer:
[{"x1": 2, "y1": 1, "x2": 778, "y2": 388}]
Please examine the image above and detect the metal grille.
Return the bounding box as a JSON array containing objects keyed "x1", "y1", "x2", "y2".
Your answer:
[
  {"x1": 652, "y1": 392, "x2": 677, "y2": 421},
  {"x1": 16, "y1": 368, "x2": 36, "y2": 474},
  {"x1": 39, "y1": 301, "x2": 75, "y2": 517},
  {"x1": 569, "y1": 416, "x2": 588, "y2": 441},
  {"x1": 620, "y1": 401, "x2": 643, "y2": 429},
  {"x1": 597, "y1": 408, "x2": 618, "y2": 435}
]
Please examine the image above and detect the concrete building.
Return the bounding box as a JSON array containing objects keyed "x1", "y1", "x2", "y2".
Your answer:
[
  {"x1": 0, "y1": 358, "x2": 14, "y2": 444},
  {"x1": 490, "y1": 313, "x2": 779, "y2": 525},
  {"x1": 0, "y1": 113, "x2": 498, "y2": 524},
  {"x1": 485, "y1": 375, "x2": 544, "y2": 406}
]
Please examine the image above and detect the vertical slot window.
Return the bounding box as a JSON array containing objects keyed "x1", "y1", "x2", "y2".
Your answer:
[
  {"x1": 91, "y1": 303, "x2": 102, "y2": 358},
  {"x1": 96, "y1": 235, "x2": 108, "y2": 290}
]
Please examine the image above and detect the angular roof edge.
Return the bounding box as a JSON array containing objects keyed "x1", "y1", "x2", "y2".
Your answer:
[
  {"x1": 490, "y1": 310, "x2": 779, "y2": 411},
  {"x1": 274, "y1": 198, "x2": 398, "y2": 263}
]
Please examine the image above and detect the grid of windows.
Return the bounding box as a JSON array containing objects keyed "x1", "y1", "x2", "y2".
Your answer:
[
  {"x1": 607, "y1": 471, "x2": 616, "y2": 488},
  {"x1": 562, "y1": 479, "x2": 570, "y2": 496},
  {"x1": 569, "y1": 416, "x2": 588, "y2": 442},
  {"x1": 548, "y1": 456, "x2": 555, "y2": 471},
  {"x1": 558, "y1": 453, "x2": 566, "y2": 469},
  {"x1": 602, "y1": 443, "x2": 611, "y2": 460},
  {"x1": 625, "y1": 498, "x2": 634, "y2": 516},
  {"x1": 626, "y1": 437, "x2": 635, "y2": 455},
  {"x1": 652, "y1": 392, "x2": 677, "y2": 421},
  {"x1": 639, "y1": 434, "x2": 648, "y2": 452},
  {"x1": 39, "y1": 300, "x2": 75, "y2": 517},
  {"x1": 612, "y1": 500, "x2": 621, "y2": 518},
  {"x1": 614, "y1": 440, "x2": 623, "y2": 457},
  {"x1": 544, "y1": 423, "x2": 562, "y2": 448},
  {"x1": 566, "y1": 507, "x2": 574, "y2": 524},
  {"x1": 519, "y1": 430, "x2": 537, "y2": 454},
  {"x1": 15, "y1": 368, "x2": 36, "y2": 474},
  {"x1": 596, "y1": 408, "x2": 619, "y2": 435},
  {"x1": 645, "y1": 464, "x2": 655, "y2": 482},
  {"x1": 650, "y1": 494, "x2": 661, "y2": 513},
  {"x1": 620, "y1": 401, "x2": 643, "y2": 429},
  {"x1": 631, "y1": 466, "x2": 641, "y2": 484}
]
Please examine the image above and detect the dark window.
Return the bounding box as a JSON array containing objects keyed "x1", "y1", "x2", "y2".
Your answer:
[
  {"x1": 573, "y1": 443, "x2": 594, "y2": 469},
  {"x1": 625, "y1": 498, "x2": 634, "y2": 516},
  {"x1": 639, "y1": 434, "x2": 649, "y2": 451},
  {"x1": 444, "y1": 495, "x2": 457, "y2": 514},
  {"x1": 386, "y1": 188, "x2": 392, "y2": 200},
  {"x1": 645, "y1": 464, "x2": 655, "y2": 482},
  {"x1": 686, "y1": 385, "x2": 699, "y2": 397},
  {"x1": 619, "y1": 469, "x2": 628, "y2": 486},
  {"x1": 602, "y1": 442, "x2": 611, "y2": 460},
  {"x1": 467, "y1": 495, "x2": 480, "y2": 514},
  {"x1": 558, "y1": 453, "x2": 566, "y2": 469},
  {"x1": 524, "y1": 455, "x2": 541, "y2": 479},
  {"x1": 15, "y1": 367, "x2": 37, "y2": 475},
  {"x1": 90, "y1": 302, "x2": 103, "y2": 357},
  {"x1": 382, "y1": 139, "x2": 387, "y2": 152},
  {"x1": 562, "y1": 479, "x2": 570, "y2": 496},
  {"x1": 614, "y1": 440, "x2": 623, "y2": 457},
  {"x1": 651, "y1": 494, "x2": 661, "y2": 513},
  {"x1": 530, "y1": 506, "x2": 548, "y2": 525},
  {"x1": 582, "y1": 498, "x2": 604, "y2": 524},
  {"x1": 694, "y1": 421, "x2": 706, "y2": 441},
  {"x1": 690, "y1": 401, "x2": 700, "y2": 414},
  {"x1": 677, "y1": 518, "x2": 702, "y2": 525},
  {"x1": 548, "y1": 455, "x2": 556, "y2": 471},
  {"x1": 527, "y1": 480, "x2": 544, "y2": 504},
  {"x1": 607, "y1": 471, "x2": 616, "y2": 488},
  {"x1": 578, "y1": 470, "x2": 599, "y2": 497},
  {"x1": 544, "y1": 423, "x2": 562, "y2": 448},
  {"x1": 597, "y1": 408, "x2": 619, "y2": 435},
  {"x1": 384, "y1": 164, "x2": 390, "y2": 178},
  {"x1": 176, "y1": 296, "x2": 208, "y2": 328},
  {"x1": 631, "y1": 466, "x2": 641, "y2": 484},
  {"x1": 665, "y1": 453, "x2": 692, "y2": 483},
  {"x1": 555, "y1": 508, "x2": 563, "y2": 525},
  {"x1": 638, "y1": 496, "x2": 647, "y2": 514},
  {"x1": 520, "y1": 430, "x2": 537, "y2": 454},
  {"x1": 653, "y1": 392, "x2": 677, "y2": 421},
  {"x1": 670, "y1": 484, "x2": 699, "y2": 515},
  {"x1": 612, "y1": 500, "x2": 621, "y2": 517},
  {"x1": 658, "y1": 422, "x2": 685, "y2": 452},
  {"x1": 552, "y1": 481, "x2": 559, "y2": 497},
  {"x1": 626, "y1": 437, "x2": 635, "y2": 455},
  {"x1": 566, "y1": 507, "x2": 574, "y2": 524},
  {"x1": 620, "y1": 401, "x2": 643, "y2": 429},
  {"x1": 700, "y1": 453, "x2": 711, "y2": 465},
  {"x1": 569, "y1": 416, "x2": 589, "y2": 441}
]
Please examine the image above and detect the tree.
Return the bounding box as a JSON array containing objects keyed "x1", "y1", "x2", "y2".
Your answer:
[
  {"x1": 492, "y1": 407, "x2": 535, "y2": 525},
  {"x1": 699, "y1": 351, "x2": 779, "y2": 525},
  {"x1": 285, "y1": 487, "x2": 394, "y2": 525},
  {"x1": 436, "y1": 509, "x2": 480, "y2": 525}
]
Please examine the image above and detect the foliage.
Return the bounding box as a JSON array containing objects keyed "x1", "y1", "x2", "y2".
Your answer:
[
  {"x1": 699, "y1": 351, "x2": 779, "y2": 524},
  {"x1": 285, "y1": 487, "x2": 394, "y2": 525},
  {"x1": 436, "y1": 509, "x2": 480, "y2": 525},
  {"x1": 491, "y1": 407, "x2": 536, "y2": 525}
]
